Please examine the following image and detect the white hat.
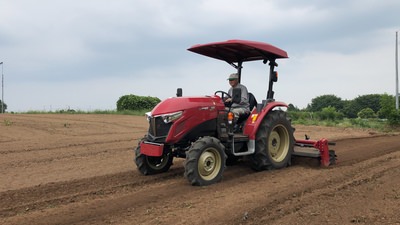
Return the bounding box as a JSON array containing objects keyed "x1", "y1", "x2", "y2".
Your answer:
[{"x1": 227, "y1": 73, "x2": 239, "y2": 80}]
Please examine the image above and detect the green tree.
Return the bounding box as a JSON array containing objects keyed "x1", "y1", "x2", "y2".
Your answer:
[
  {"x1": 287, "y1": 103, "x2": 299, "y2": 112},
  {"x1": 308, "y1": 95, "x2": 343, "y2": 112},
  {"x1": 388, "y1": 111, "x2": 400, "y2": 126},
  {"x1": 317, "y1": 106, "x2": 343, "y2": 120},
  {"x1": 357, "y1": 108, "x2": 376, "y2": 118},
  {"x1": 0, "y1": 100, "x2": 7, "y2": 113},
  {"x1": 377, "y1": 94, "x2": 400, "y2": 126},
  {"x1": 377, "y1": 93, "x2": 400, "y2": 126},
  {"x1": 378, "y1": 94, "x2": 395, "y2": 119},
  {"x1": 342, "y1": 100, "x2": 358, "y2": 118},
  {"x1": 116, "y1": 94, "x2": 161, "y2": 111},
  {"x1": 341, "y1": 94, "x2": 382, "y2": 118},
  {"x1": 354, "y1": 94, "x2": 381, "y2": 113}
]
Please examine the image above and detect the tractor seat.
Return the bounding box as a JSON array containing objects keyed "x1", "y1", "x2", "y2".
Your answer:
[{"x1": 248, "y1": 92, "x2": 258, "y2": 111}]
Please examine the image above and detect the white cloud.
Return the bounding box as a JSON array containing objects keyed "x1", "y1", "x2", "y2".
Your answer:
[
  {"x1": 0, "y1": 0, "x2": 399, "y2": 111},
  {"x1": 277, "y1": 30, "x2": 396, "y2": 108}
]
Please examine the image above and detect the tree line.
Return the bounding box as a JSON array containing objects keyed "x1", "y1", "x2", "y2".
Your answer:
[
  {"x1": 115, "y1": 93, "x2": 400, "y2": 126},
  {"x1": 287, "y1": 93, "x2": 400, "y2": 126},
  {"x1": 2, "y1": 93, "x2": 399, "y2": 127}
]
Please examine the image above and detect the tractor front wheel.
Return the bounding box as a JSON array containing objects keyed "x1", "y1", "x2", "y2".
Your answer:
[
  {"x1": 135, "y1": 138, "x2": 173, "y2": 175},
  {"x1": 184, "y1": 137, "x2": 226, "y2": 186},
  {"x1": 250, "y1": 110, "x2": 294, "y2": 171}
]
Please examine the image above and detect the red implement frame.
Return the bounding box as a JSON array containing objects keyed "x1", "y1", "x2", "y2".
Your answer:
[{"x1": 295, "y1": 138, "x2": 334, "y2": 167}]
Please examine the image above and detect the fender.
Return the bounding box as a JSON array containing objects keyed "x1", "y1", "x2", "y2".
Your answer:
[{"x1": 243, "y1": 101, "x2": 288, "y2": 139}]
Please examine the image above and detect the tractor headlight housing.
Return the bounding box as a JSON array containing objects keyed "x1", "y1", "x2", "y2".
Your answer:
[{"x1": 161, "y1": 111, "x2": 183, "y2": 124}]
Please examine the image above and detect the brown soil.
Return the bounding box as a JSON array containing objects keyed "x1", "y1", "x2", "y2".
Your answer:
[{"x1": 0, "y1": 114, "x2": 399, "y2": 225}]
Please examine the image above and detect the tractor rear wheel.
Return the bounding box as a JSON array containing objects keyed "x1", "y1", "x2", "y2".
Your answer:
[
  {"x1": 250, "y1": 110, "x2": 294, "y2": 171},
  {"x1": 135, "y1": 138, "x2": 173, "y2": 175},
  {"x1": 184, "y1": 136, "x2": 226, "y2": 186}
]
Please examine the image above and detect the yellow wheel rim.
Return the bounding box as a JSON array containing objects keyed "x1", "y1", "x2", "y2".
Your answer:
[
  {"x1": 268, "y1": 125, "x2": 290, "y2": 162},
  {"x1": 198, "y1": 148, "x2": 222, "y2": 181}
]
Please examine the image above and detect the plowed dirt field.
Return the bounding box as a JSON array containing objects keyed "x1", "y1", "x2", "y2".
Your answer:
[{"x1": 1, "y1": 114, "x2": 399, "y2": 225}]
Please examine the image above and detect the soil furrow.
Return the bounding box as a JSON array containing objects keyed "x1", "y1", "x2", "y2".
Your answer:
[
  {"x1": 229, "y1": 149, "x2": 400, "y2": 224},
  {"x1": 0, "y1": 138, "x2": 135, "y2": 155},
  {"x1": 0, "y1": 166, "x2": 185, "y2": 218},
  {"x1": 0, "y1": 114, "x2": 399, "y2": 225}
]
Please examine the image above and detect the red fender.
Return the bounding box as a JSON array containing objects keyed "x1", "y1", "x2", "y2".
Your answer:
[{"x1": 243, "y1": 101, "x2": 288, "y2": 139}]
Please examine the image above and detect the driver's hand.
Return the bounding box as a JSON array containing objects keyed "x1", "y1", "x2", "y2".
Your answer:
[{"x1": 225, "y1": 98, "x2": 232, "y2": 102}]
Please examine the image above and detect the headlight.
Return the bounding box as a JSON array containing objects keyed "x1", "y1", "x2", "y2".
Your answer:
[{"x1": 161, "y1": 111, "x2": 183, "y2": 123}]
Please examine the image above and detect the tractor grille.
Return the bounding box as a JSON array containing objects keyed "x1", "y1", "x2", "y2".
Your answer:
[{"x1": 148, "y1": 116, "x2": 171, "y2": 138}]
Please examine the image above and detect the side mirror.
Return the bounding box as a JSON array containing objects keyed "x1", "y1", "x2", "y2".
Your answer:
[
  {"x1": 232, "y1": 87, "x2": 241, "y2": 104},
  {"x1": 176, "y1": 88, "x2": 182, "y2": 97}
]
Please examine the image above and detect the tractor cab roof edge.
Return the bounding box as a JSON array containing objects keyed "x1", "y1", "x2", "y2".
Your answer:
[{"x1": 187, "y1": 39, "x2": 288, "y2": 64}]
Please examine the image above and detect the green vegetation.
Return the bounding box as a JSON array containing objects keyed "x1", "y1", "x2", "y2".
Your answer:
[
  {"x1": 0, "y1": 100, "x2": 7, "y2": 113},
  {"x1": 116, "y1": 94, "x2": 160, "y2": 111},
  {"x1": 307, "y1": 95, "x2": 344, "y2": 112},
  {"x1": 288, "y1": 93, "x2": 400, "y2": 130},
  {"x1": 3, "y1": 119, "x2": 13, "y2": 126},
  {"x1": 4, "y1": 93, "x2": 400, "y2": 130},
  {"x1": 358, "y1": 108, "x2": 376, "y2": 119},
  {"x1": 289, "y1": 113, "x2": 387, "y2": 130}
]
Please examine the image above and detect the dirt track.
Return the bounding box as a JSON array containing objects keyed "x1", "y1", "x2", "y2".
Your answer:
[{"x1": 0, "y1": 114, "x2": 399, "y2": 225}]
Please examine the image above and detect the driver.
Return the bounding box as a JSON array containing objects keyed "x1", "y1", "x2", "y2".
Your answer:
[{"x1": 225, "y1": 73, "x2": 250, "y2": 120}]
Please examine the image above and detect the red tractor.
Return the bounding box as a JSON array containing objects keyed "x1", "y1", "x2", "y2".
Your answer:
[{"x1": 135, "y1": 40, "x2": 336, "y2": 186}]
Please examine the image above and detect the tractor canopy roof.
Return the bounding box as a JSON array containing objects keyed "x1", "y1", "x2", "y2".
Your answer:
[{"x1": 187, "y1": 39, "x2": 288, "y2": 63}]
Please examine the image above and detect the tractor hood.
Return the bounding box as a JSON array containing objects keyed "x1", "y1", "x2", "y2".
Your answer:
[
  {"x1": 151, "y1": 96, "x2": 225, "y2": 116},
  {"x1": 188, "y1": 39, "x2": 288, "y2": 63}
]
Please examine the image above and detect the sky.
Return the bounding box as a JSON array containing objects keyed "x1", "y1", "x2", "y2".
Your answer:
[{"x1": 0, "y1": 0, "x2": 399, "y2": 112}]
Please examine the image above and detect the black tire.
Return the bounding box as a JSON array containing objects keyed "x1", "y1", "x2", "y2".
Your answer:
[
  {"x1": 250, "y1": 110, "x2": 294, "y2": 171},
  {"x1": 184, "y1": 137, "x2": 226, "y2": 186},
  {"x1": 135, "y1": 138, "x2": 173, "y2": 175}
]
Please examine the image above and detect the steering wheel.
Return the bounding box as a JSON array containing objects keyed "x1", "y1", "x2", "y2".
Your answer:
[
  {"x1": 214, "y1": 91, "x2": 231, "y2": 100},
  {"x1": 214, "y1": 91, "x2": 232, "y2": 107}
]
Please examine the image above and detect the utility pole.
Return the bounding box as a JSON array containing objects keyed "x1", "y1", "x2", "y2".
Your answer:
[
  {"x1": 0, "y1": 62, "x2": 3, "y2": 113},
  {"x1": 396, "y1": 31, "x2": 399, "y2": 111}
]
